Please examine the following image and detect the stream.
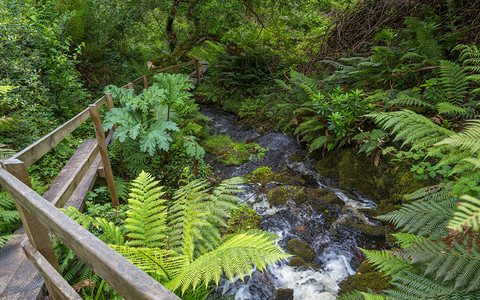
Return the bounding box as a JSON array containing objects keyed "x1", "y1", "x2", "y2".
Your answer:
[{"x1": 201, "y1": 107, "x2": 385, "y2": 300}]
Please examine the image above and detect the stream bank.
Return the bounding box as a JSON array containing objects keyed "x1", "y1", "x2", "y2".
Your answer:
[{"x1": 199, "y1": 106, "x2": 420, "y2": 299}]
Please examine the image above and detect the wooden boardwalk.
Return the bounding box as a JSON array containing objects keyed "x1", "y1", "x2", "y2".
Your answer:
[{"x1": 0, "y1": 60, "x2": 208, "y2": 299}]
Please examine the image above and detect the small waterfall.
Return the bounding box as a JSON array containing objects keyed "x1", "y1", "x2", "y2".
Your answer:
[{"x1": 201, "y1": 106, "x2": 384, "y2": 299}]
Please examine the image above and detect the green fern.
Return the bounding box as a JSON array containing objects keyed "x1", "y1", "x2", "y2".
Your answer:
[
  {"x1": 439, "y1": 60, "x2": 469, "y2": 105},
  {"x1": 398, "y1": 239, "x2": 480, "y2": 291},
  {"x1": 166, "y1": 231, "x2": 290, "y2": 293},
  {"x1": 448, "y1": 195, "x2": 480, "y2": 232},
  {"x1": 125, "y1": 171, "x2": 168, "y2": 248},
  {"x1": 368, "y1": 110, "x2": 453, "y2": 150}
]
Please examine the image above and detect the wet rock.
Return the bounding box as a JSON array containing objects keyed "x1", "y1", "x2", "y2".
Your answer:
[
  {"x1": 289, "y1": 256, "x2": 306, "y2": 267},
  {"x1": 286, "y1": 239, "x2": 315, "y2": 262},
  {"x1": 308, "y1": 188, "x2": 343, "y2": 212},
  {"x1": 338, "y1": 262, "x2": 391, "y2": 296},
  {"x1": 289, "y1": 154, "x2": 305, "y2": 163},
  {"x1": 267, "y1": 187, "x2": 290, "y2": 206},
  {"x1": 347, "y1": 223, "x2": 387, "y2": 237},
  {"x1": 274, "y1": 288, "x2": 294, "y2": 300}
]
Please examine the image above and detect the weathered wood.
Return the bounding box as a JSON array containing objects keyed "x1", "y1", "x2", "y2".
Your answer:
[
  {"x1": 0, "y1": 168, "x2": 180, "y2": 300},
  {"x1": 0, "y1": 159, "x2": 61, "y2": 275},
  {"x1": 21, "y1": 239, "x2": 81, "y2": 300},
  {"x1": 41, "y1": 140, "x2": 98, "y2": 208},
  {"x1": 132, "y1": 77, "x2": 144, "y2": 85},
  {"x1": 127, "y1": 82, "x2": 134, "y2": 89},
  {"x1": 50, "y1": 143, "x2": 99, "y2": 208},
  {"x1": 174, "y1": 66, "x2": 179, "y2": 74},
  {"x1": 142, "y1": 75, "x2": 149, "y2": 89},
  {"x1": 88, "y1": 104, "x2": 119, "y2": 207},
  {"x1": 65, "y1": 154, "x2": 101, "y2": 211},
  {"x1": 105, "y1": 93, "x2": 114, "y2": 111},
  {"x1": 12, "y1": 96, "x2": 106, "y2": 167},
  {"x1": 195, "y1": 59, "x2": 201, "y2": 83}
]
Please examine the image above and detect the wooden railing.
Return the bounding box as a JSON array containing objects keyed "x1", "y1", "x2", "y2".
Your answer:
[{"x1": 0, "y1": 59, "x2": 203, "y2": 299}]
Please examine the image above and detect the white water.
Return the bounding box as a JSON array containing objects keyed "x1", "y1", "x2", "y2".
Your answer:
[{"x1": 201, "y1": 106, "x2": 383, "y2": 299}]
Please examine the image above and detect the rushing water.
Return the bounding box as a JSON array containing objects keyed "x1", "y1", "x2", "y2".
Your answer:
[{"x1": 201, "y1": 107, "x2": 384, "y2": 300}]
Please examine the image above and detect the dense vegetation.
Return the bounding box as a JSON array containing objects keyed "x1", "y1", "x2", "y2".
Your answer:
[{"x1": 2, "y1": 0, "x2": 480, "y2": 299}]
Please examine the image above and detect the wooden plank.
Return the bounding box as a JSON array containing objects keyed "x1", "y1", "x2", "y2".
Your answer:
[
  {"x1": 12, "y1": 96, "x2": 106, "y2": 167},
  {"x1": 51, "y1": 143, "x2": 99, "y2": 208},
  {"x1": 0, "y1": 159, "x2": 61, "y2": 274},
  {"x1": 64, "y1": 154, "x2": 101, "y2": 212},
  {"x1": 41, "y1": 140, "x2": 98, "y2": 208},
  {"x1": 0, "y1": 168, "x2": 180, "y2": 300},
  {"x1": 142, "y1": 75, "x2": 148, "y2": 89},
  {"x1": 21, "y1": 239, "x2": 82, "y2": 300},
  {"x1": 132, "y1": 77, "x2": 144, "y2": 85},
  {"x1": 89, "y1": 105, "x2": 119, "y2": 207},
  {"x1": 195, "y1": 59, "x2": 201, "y2": 84}
]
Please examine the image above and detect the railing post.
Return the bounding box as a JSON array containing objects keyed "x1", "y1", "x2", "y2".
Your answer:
[
  {"x1": 127, "y1": 82, "x2": 134, "y2": 90},
  {"x1": 88, "y1": 104, "x2": 119, "y2": 207},
  {"x1": 142, "y1": 75, "x2": 148, "y2": 89},
  {"x1": 0, "y1": 158, "x2": 62, "y2": 299},
  {"x1": 174, "y1": 65, "x2": 179, "y2": 74},
  {"x1": 195, "y1": 59, "x2": 201, "y2": 84}
]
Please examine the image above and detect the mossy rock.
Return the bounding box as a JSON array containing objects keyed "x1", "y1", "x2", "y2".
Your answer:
[
  {"x1": 274, "y1": 289, "x2": 294, "y2": 300},
  {"x1": 247, "y1": 166, "x2": 276, "y2": 185},
  {"x1": 293, "y1": 187, "x2": 309, "y2": 205},
  {"x1": 347, "y1": 224, "x2": 387, "y2": 237},
  {"x1": 338, "y1": 262, "x2": 391, "y2": 296},
  {"x1": 308, "y1": 188, "x2": 343, "y2": 212},
  {"x1": 289, "y1": 154, "x2": 305, "y2": 163},
  {"x1": 267, "y1": 187, "x2": 290, "y2": 207},
  {"x1": 289, "y1": 256, "x2": 306, "y2": 267},
  {"x1": 314, "y1": 148, "x2": 428, "y2": 215},
  {"x1": 286, "y1": 239, "x2": 315, "y2": 262}
]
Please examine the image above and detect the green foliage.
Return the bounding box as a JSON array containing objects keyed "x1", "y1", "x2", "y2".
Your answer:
[
  {"x1": 0, "y1": 190, "x2": 21, "y2": 248},
  {"x1": 104, "y1": 74, "x2": 206, "y2": 159},
  {"x1": 203, "y1": 134, "x2": 268, "y2": 166},
  {"x1": 224, "y1": 204, "x2": 261, "y2": 234},
  {"x1": 67, "y1": 171, "x2": 288, "y2": 294},
  {"x1": 125, "y1": 171, "x2": 168, "y2": 248}
]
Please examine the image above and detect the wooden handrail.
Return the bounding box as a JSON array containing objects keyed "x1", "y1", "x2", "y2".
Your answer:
[
  {"x1": 0, "y1": 167, "x2": 180, "y2": 300},
  {"x1": 1, "y1": 59, "x2": 204, "y2": 299}
]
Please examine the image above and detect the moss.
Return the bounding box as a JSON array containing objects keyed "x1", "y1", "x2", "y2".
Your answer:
[
  {"x1": 289, "y1": 154, "x2": 305, "y2": 163},
  {"x1": 266, "y1": 187, "x2": 290, "y2": 206},
  {"x1": 203, "y1": 134, "x2": 267, "y2": 166},
  {"x1": 286, "y1": 239, "x2": 315, "y2": 262},
  {"x1": 149, "y1": 55, "x2": 175, "y2": 68},
  {"x1": 314, "y1": 150, "x2": 342, "y2": 178},
  {"x1": 289, "y1": 256, "x2": 306, "y2": 267},
  {"x1": 338, "y1": 262, "x2": 391, "y2": 296},
  {"x1": 308, "y1": 188, "x2": 343, "y2": 212},
  {"x1": 247, "y1": 166, "x2": 276, "y2": 185},
  {"x1": 274, "y1": 289, "x2": 294, "y2": 300},
  {"x1": 314, "y1": 148, "x2": 428, "y2": 215},
  {"x1": 347, "y1": 224, "x2": 387, "y2": 237}
]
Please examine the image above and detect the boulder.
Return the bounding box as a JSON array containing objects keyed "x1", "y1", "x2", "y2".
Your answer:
[{"x1": 286, "y1": 238, "x2": 315, "y2": 262}]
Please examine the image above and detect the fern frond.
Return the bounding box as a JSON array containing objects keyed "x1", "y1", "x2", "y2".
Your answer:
[
  {"x1": 436, "y1": 102, "x2": 471, "y2": 118},
  {"x1": 367, "y1": 110, "x2": 453, "y2": 150},
  {"x1": 109, "y1": 245, "x2": 186, "y2": 280},
  {"x1": 378, "y1": 199, "x2": 454, "y2": 239},
  {"x1": 435, "y1": 120, "x2": 480, "y2": 155},
  {"x1": 361, "y1": 249, "x2": 408, "y2": 276},
  {"x1": 399, "y1": 240, "x2": 480, "y2": 291},
  {"x1": 388, "y1": 95, "x2": 433, "y2": 108},
  {"x1": 387, "y1": 271, "x2": 454, "y2": 299},
  {"x1": 166, "y1": 231, "x2": 290, "y2": 293},
  {"x1": 125, "y1": 171, "x2": 169, "y2": 248},
  {"x1": 448, "y1": 195, "x2": 480, "y2": 232},
  {"x1": 439, "y1": 60, "x2": 469, "y2": 104}
]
